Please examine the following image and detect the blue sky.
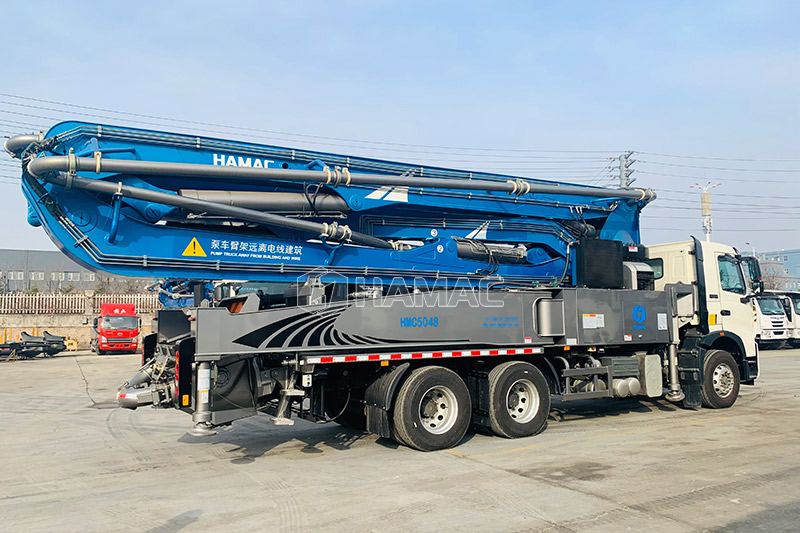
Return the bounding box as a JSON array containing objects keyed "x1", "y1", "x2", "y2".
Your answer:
[{"x1": 1, "y1": 0, "x2": 798, "y2": 251}]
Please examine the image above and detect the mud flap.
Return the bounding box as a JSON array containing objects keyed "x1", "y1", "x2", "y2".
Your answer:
[
  {"x1": 364, "y1": 363, "x2": 410, "y2": 438},
  {"x1": 142, "y1": 333, "x2": 157, "y2": 365},
  {"x1": 468, "y1": 369, "x2": 491, "y2": 430},
  {"x1": 678, "y1": 333, "x2": 704, "y2": 409},
  {"x1": 175, "y1": 337, "x2": 196, "y2": 412}
]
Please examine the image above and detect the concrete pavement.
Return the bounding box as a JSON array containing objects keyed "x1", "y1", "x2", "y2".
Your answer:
[{"x1": 1, "y1": 350, "x2": 799, "y2": 532}]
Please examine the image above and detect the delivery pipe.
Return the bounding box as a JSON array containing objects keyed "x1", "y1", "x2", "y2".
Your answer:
[
  {"x1": 38, "y1": 172, "x2": 393, "y2": 249},
  {"x1": 179, "y1": 189, "x2": 349, "y2": 213},
  {"x1": 4, "y1": 133, "x2": 43, "y2": 158},
  {"x1": 26, "y1": 154, "x2": 656, "y2": 202}
]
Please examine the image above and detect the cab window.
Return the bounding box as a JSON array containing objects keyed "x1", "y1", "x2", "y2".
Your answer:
[
  {"x1": 643, "y1": 258, "x2": 663, "y2": 279},
  {"x1": 717, "y1": 256, "x2": 745, "y2": 295}
]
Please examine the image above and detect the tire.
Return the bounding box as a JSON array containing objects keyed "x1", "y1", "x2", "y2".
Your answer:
[
  {"x1": 701, "y1": 349, "x2": 740, "y2": 409},
  {"x1": 487, "y1": 361, "x2": 551, "y2": 438},
  {"x1": 392, "y1": 366, "x2": 471, "y2": 451},
  {"x1": 324, "y1": 387, "x2": 367, "y2": 430}
]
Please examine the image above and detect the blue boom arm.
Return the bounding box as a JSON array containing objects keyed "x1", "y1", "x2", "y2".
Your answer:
[{"x1": 7, "y1": 121, "x2": 653, "y2": 287}]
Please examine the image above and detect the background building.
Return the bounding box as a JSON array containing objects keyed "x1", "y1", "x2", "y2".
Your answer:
[
  {"x1": 757, "y1": 249, "x2": 800, "y2": 291},
  {"x1": 0, "y1": 249, "x2": 153, "y2": 293}
]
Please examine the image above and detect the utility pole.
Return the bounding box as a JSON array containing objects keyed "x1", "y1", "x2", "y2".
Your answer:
[
  {"x1": 690, "y1": 182, "x2": 720, "y2": 242},
  {"x1": 618, "y1": 151, "x2": 635, "y2": 188}
]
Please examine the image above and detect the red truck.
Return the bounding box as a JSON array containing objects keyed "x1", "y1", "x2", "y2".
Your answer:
[{"x1": 91, "y1": 303, "x2": 140, "y2": 355}]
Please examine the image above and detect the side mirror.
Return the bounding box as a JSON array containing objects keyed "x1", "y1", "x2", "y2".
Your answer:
[
  {"x1": 92, "y1": 317, "x2": 98, "y2": 329},
  {"x1": 740, "y1": 256, "x2": 763, "y2": 294},
  {"x1": 740, "y1": 280, "x2": 764, "y2": 303}
]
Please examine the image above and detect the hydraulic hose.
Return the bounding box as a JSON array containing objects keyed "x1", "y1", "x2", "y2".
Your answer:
[
  {"x1": 37, "y1": 172, "x2": 393, "y2": 249},
  {"x1": 26, "y1": 154, "x2": 656, "y2": 202}
]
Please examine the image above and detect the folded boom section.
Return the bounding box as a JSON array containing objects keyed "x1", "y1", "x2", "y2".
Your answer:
[{"x1": 6, "y1": 121, "x2": 652, "y2": 287}]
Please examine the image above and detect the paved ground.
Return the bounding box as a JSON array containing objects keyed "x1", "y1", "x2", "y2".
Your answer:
[{"x1": 2, "y1": 349, "x2": 799, "y2": 532}]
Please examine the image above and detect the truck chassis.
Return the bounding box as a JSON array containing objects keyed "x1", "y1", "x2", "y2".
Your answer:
[{"x1": 119, "y1": 286, "x2": 757, "y2": 451}]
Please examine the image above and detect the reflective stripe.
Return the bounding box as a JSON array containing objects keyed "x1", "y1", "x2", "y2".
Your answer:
[{"x1": 303, "y1": 346, "x2": 543, "y2": 365}]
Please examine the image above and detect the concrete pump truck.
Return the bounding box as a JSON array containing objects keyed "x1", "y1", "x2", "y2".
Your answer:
[{"x1": 5, "y1": 123, "x2": 762, "y2": 451}]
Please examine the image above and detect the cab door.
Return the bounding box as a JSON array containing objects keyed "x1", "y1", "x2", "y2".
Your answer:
[{"x1": 714, "y1": 252, "x2": 758, "y2": 357}]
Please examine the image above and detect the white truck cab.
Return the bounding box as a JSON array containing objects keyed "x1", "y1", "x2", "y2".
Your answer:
[
  {"x1": 754, "y1": 295, "x2": 789, "y2": 349},
  {"x1": 646, "y1": 238, "x2": 760, "y2": 384}
]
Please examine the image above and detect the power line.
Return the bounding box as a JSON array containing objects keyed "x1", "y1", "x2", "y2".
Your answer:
[
  {"x1": 655, "y1": 187, "x2": 800, "y2": 200},
  {"x1": 0, "y1": 119, "x2": 48, "y2": 130},
  {"x1": 644, "y1": 214, "x2": 800, "y2": 220},
  {"x1": 636, "y1": 170, "x2": 795, "y2": 184},
  {"x1": 648, "y1": 204, "x2": 800, "y2": 216},
  {"x1": 638, "y1": 159, "x2": 800, "y2": 173},
  {"x1": 3, "y1": 93, "x2": 796, "y2": 171},
  {"x1": 642, "y1": 227, "x2": 799, "y2": 233},
  {"x1": 0, "y1": 106, "x2": 625, "y2": 164},
  {"x1": 635, "y1": 150, "x2": 800, "y2": 163},
  {"x1": 655, "y1": 195, "x2": 800, "y2": 209},
  {"x1": 0, "y1": 94, "x2": 622, "y2": 154}
]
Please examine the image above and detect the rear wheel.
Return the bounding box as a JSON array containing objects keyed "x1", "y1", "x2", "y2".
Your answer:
[
  {"x1": 701, "y1": 349, "x2": 740, "y2": 409},
  {"x1": 488, "y1": 361, "x2": 550, "y2": 438},
  {"x1": 392, "y1": 366, "x2": 471, "y2": 451}
]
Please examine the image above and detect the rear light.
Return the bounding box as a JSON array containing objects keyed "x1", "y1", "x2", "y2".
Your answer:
[{"x1": 175, "y1": 350, "x2": 181, "y2": 383}]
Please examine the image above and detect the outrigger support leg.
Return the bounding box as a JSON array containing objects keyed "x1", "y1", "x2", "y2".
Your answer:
[
  {"x1": 190, "y1": 362, "x2": 217, "y2": 436},
  {"x1": 272, "y1": 369, "x2": 305, "y2": 426},
  {"x1": 665, "y1": 343, "x2": 685, "y2": 402}
]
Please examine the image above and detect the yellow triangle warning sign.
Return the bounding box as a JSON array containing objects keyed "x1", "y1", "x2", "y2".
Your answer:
[{"x1": 182, "y1": 237, "x2": 207, "y2": 257}]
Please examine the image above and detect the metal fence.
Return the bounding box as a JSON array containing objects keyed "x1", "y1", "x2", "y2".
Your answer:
[
  {"x1": 0, "y1": 293, "x2": 160, "y2": 314},
  {"x1": 90, "y1": 293, "x2": 160, "y2": 313}
]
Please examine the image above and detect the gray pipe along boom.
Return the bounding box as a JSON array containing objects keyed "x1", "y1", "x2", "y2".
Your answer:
[
  {"x1": 33, "y1": 171, "x2": 393, "y2": 249},
  {"x1": 179, "y1": 190, "x2": 349, "y2": 213},
  {"x1": 25, "y1": 153, "x2": 656, "y2": 202}
]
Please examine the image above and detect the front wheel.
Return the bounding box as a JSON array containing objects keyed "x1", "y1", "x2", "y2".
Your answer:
[
  {"x1": 392, "y1": 366, "x2": 471, "y2": 451},
  {"x1": 701, "y1": 349, "x2": 740, "y2": 409}
]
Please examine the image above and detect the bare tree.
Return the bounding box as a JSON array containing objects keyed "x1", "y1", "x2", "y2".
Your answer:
[
  {"x1": 94, "y1": 275, "x2": 114, "y2": 294},
  {"x1": 760, "y1": 261, "x2": 789, "y2": 290},
  {"x1": 122, "y1": 278, "x2": 146, "y2": 293}
]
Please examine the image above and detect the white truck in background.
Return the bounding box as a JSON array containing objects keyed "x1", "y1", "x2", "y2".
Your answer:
[
  {"x1": 754, "y1": 295, "x2": 790, "y2": 349},
  {"x1": 768, "y1": 291, "x2": 800, "y2": 348}
]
